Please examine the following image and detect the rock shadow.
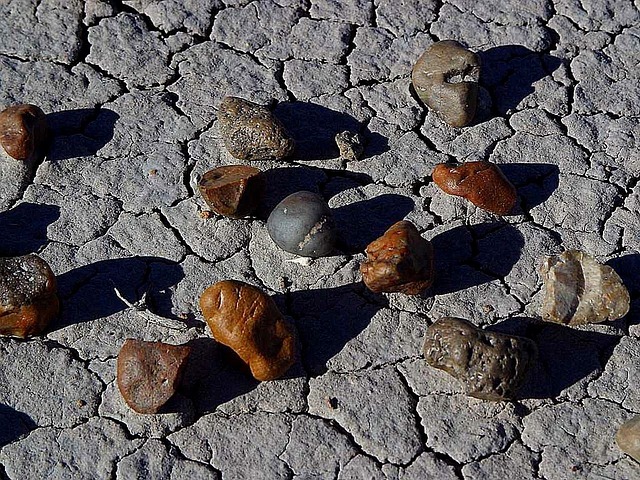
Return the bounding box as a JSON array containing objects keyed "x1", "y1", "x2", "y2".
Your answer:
[
  {"x1": 0, "y1": 404, "x2": 36, "y2": 448},
  {"x1": 487, "y1": 317, "x2": 620, "y2": 399},
  {"x1": 0, "y1": 202, "x2": 60, "y2": 256},
  {"x1": 479, "y1": 46, "x2": 563, "y2": 116},
  {"x1": 46, "y1": 108, "x2": 119, "y2": 161},
  {"x1": 607, "y1": 254, "x2": 640, "y2": 329},
  {"x1": 275, "y1": 101, "x2": 389, "y2": 160},
  {"x1": 499, "y1": 163, "x2": 560, "y2": 212}
]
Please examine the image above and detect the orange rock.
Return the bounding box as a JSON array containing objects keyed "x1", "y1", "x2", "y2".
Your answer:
[
  {"x1": 200, "y1": 280, "x2": 296, "y2": 381},
  {"x1": 198, "y1": 165, "x2": 265, "y2": 218},
  {"x1": 0, "y1": 104, "x2": 49, "y2": 161},
  {"x1": 432, "y1": 161, "x2": 517, "y2": 215}
]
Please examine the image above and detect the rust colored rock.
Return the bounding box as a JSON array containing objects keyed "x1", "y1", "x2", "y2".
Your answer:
[
  {"x1": 199, "y1": 280, "x2": 296, "y2": 381},
  {"x1": 116, "y1": 339, "x2": 191, "y2": 414},
  {"x1": 218, "y1": 96, "x2": 294, "y2": 161},
  {"x1": 198, "y1": 165, "x2": 265, "y2": 218},
  {"x1": 0, "y1": 104, "x2": 49, "y2": 161},
  {"x1": 423, "y1": 317, "x2": 537, "y2": 401},
  {"x1": 432, "y1": 161, "x2": 517, "y2": 215},
  {"x1": 0, "y1": 254, "x2": 59, "y2": 338},
  {"x1": 360, "y1": 221, "x2": 434, "y2": 295}
]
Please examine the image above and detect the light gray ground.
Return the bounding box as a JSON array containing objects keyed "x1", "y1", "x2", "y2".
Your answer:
[{"x1": 0, "y1": 0, "x2": 638, "y2": 479}]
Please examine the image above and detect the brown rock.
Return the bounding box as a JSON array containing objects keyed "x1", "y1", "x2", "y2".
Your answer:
[
  {"x1": 0, "y1": 254, "x2": 59, "y2": 337},
  {"x1": 199, "y1": 280, "x2": 296, "y2": 381},
  {"x1": 540, "y1": 250, "x2": 630, "y2": 326},
  {"x1": 360, "y1": 221, "x2": 434, "y2": 295},
  {"x1": 198, "y1": 165, "x2": 265, "y2": 218},
  {"x1": 116, "y1": 339, "x2": 191, "y2": 414},
  {"x1": 218, "y1": 96, "x2": 294, "y2": 161},
  {"x1": 432, "y1": 161, "x2": 517, "y2": 215},
  {"x1": 411, "y1": 40, "x2": 481, "y2": 127},
  {"x1": 335, "y1": 131, "x2": 364, "y2": 161},
  {"x1": 0, "y1": 104, "x2": 49, "y2": 161},
  {"x1": 423, "y1": 317, "x2": 537, "y2": 401},
  {"x1": 616, "y1": 415, "x2": 640, "y2": 462}
]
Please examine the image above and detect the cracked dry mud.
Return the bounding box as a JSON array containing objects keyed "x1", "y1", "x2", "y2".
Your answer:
[{"x1": 0, "y1": 1, "x2": 638, "y2": 479}]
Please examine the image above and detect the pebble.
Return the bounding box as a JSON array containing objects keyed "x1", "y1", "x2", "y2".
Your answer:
[
  {"x1": 540, "y1": 250, "x2": 630, "y2": 326},
  {"x1": 198, "y1": 165, "x2": 265, "y2": 218},
  {"x1": 0, "y1": 254, "x2": 59, "y2": 338},
  {"x1": 267, "y1": 191, "x2": 337, "y2": 258},
  {"x1": 360, "y1": 220, "x2": 434, "y2": 295},
  {"x1": 411, "y1": 40, "x2": 481, "y2": 128},
  {"x1": 335, "y1": 131, "x2": 364, "y2": 161},
  {"x1": 218, "y1": 96, "x2": 294, "y2": 161},
  {"x1": 116, "y1": 339, "x2": 191, "y2": 414},
  {"x1": 423, "y1": 317, "x2": 537, "y2": 401},
  {"x1": 432, "y1": 160, "x2": 517, "y2": 215},
  {"x1": 616, "y1": 415, "x2": 640, "y2": 463},
  {"x1": 0, "y1": 104, "x2": 50, "y2": 161},
  {"x1": 199, "y1": 280, "x2": 297, "y2": 381}
]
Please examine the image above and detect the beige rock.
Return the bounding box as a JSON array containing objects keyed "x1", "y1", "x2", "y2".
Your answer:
[{"x1": 616, "y1": 415, "x2": 640, "y2": 462}]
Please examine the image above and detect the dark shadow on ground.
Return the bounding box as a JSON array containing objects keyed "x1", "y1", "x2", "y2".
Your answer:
[
  {"x1": 46, "y1": 108, "x2": 119, "y2": 161},
  {"x1": 0, "y1": 404, "x2": 36, "y2": 448},
  {"x1": 607, "y1": 254, "x2": 640, "y2": 330},
  {"x1": 275, "y1": 101, "x2": 389, "y2": 160},
  {"x1": 0, "y1": 202, "x2": 60, "y2": 256},
  {"x1": 499, "y1": 163, "x2": 560, "y2": 213}
]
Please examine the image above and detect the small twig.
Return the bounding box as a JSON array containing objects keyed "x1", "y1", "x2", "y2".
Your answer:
[{"x1": 113, "y1": 287, "x2": 186, "y2": 331}]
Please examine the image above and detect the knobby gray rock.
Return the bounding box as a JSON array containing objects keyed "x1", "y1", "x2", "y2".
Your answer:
[{"x1": 616, "y1": 415, "x2": 640, "y2": 462}]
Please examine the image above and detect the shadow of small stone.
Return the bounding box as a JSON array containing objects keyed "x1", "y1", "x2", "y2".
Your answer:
[
  {"x1": 487, "y1": 317, "x2": 620, "y2": 399},
  {"x1": 46, "y1": 108, "x2": 119, "y2": 161},
  {"x1": 479, "y1": 45, "x2": 563, "y2": 116},
  {"x1": 0, "y1": 202, "x2": 60, "y2": 256},
  {"x1": 0, "y1": 404, "x2": 36, "y2": 448},
  {"x1": 499, "y1": 163, "x2": 560, "y2": 213},
  {"x1": 275, "y1": 101, "x2": 389, "y2": 160},
  {"x1": 607, "y1": 254, "x2": 640, "y2": 330}
]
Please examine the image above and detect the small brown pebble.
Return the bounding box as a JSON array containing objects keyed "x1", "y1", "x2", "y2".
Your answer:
[
  {"x1": 199, "y1": 280, "x2": 296, "y2": 381},
  {"x1": 432, "y1": 161, "x2": 517, "y2": 215},
  {"x1": 0, "y1": 104, "x2": 49, "y2": 161},
  {"x1": 116, "y1": 339, "x2": 191, "y2": 414},
  {"x1": 0, "y1": 254, "x2": 59, "y2": 338},
  {"x1": 198, "y1": 210, "x2": 212, "y2": 219},
  {"x1": 360, "y1": 221, "x2": 434, "y2": 295},
  {"x1": 149, "y1": 169, "x2": 158, "y2": 176},
  {"x1": 616, "y1": 415, "x2": 640, "y2": 462},
  {"x1": 198, "y1": 165, "x2": 265, "y2": 218},
  {"x1": 326, "y1": 397, "x2": 338, "y2": 409},
  {"x1": 335, "y1": 131, "x2": 364, "y2": 161},
  {"x1": 77, "y1": 400, "x2": 87, "y2": 408}
]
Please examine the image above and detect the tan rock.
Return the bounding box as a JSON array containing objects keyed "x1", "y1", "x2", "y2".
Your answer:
[{"x1": 616, "y1": 415, "x2": 640, "y2": 462}]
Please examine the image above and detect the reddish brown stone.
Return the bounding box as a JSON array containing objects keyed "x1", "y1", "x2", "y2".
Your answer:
[
  {"x1": 199, "y1": 280, "x2": 296, "y2": 381},
  {"x1": 360, "y1": 220, "x2": 434, "y2": 295},
  {"x1": 198, "y1": 165, "x2": 265, "y2": 218},
  {"x1": 432, "y1": 161, "x2": 517, "y2": 215},
  {"x1": 0, "y1": 104, "x2": 49, "y2": 161},
  {"x1": 116, "y1": 339, "x2": 191, "y2": 414},
  {"x1": 0, "y1": 254, "x2": 59, "y2": 338}
]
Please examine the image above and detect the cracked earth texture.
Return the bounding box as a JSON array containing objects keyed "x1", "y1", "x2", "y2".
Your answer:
[{"x1": 0, "y1": 0, "x2": 638, "y2": 479}]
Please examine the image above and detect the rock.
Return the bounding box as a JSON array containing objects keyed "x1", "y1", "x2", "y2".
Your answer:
[
  {"x1": 616, "y1": 415, "x2": 640, "y2": 462},
  {"x1": 360, "y1": 220, "x2": 434, "y2": 295},
  {"x1": 197, "y1": 165, "x2": 265, "y2": 218},
  {"x1": 432, "y1": 160, "x2": 517, "y2": 215},
  {"x1": 0, "y1": 254, "x2": 59, "y2": 338},
  {"x1": 335, "y1": 131, "x2": 364, "y2": 161},
  {"x1": 267, "y1": 191, "x2": 337, "y2": 258},
  {"x1": 411, "y1": 40, "x2": 480, "y2": 127},
  {"x1": 199, "y1": 280, "x2": 297, "y2": 381},
  {"x1": 116, "y1": 339, "x2": 191, "y2": 414},
  {"x1": 0, "y1": 104, "x2": 49, "y2": 161},
  {"x1": 423, "y1": 317, "x2": 537, "y2": 401},
  {"x1": 218, "y1": 96, "x2": 294, "y2": 161},
  {"x1": 540, "y1": 250, "x2": 630, "y2": 326}
]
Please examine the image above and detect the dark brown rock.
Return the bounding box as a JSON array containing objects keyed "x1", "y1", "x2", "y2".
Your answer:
[
  {"x1": 335, "y1": 131, "x2": 364, "y2": 161},
  {"x1": 411, "y1": 40, "x2": 481, "y2": 127},
  {"x1": 540, "y1": 250, "x2": 630, "y2": 326},
  {"x1": 616, "y1": 415, "x2": 640, "y2": 462},
  {"x1": 0, "y1": 254, "x2": 59, "y2": 338},
  {"x1": 116, "y1": 339, "x2": 191, "y2": 414},
  {"x1": 198, "y1": 165, "x2": 265, "y2": 218},
  {"x1": 423, "y1": 317, "x2": 537, "y2": 401},
  {"x1": 360, "y1": 220, "x2": 434, "y2": 295},
  {"x1": 218, "y1": 96, "x2": 294, "y2": 161},
  {"x1": 199, "y1": 280, "x2": 296, "y2": 381},
  {"x1": 432, "y1": 161, "x2": 517, "y2": 215},
  {"x1": 0, "y1": 104, "x2": 49, "y2": 161}
]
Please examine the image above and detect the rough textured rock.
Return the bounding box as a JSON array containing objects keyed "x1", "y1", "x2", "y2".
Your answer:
[
  {"x1": 200, "y1": 280, "x2": 296, "y2": 381},
  {"x1": 412, "y1": 40, "x2": 480, "y2": 127},
  {"x1": 616, "y1": 415, "x2": 640, "y2": 463},
  {"x1": 198, "y1": 165, "x2": 265, "y2": 218},
  {"x1": 540, "y1": 250, "x2": 630, "y2": 325},
  {"x1": 218, "y1": 96, "x2": 294, "y2": 161},
  {"x1": 360, "y1": 220, "x2": 434, "y2": 294},
  {"x1": 335, "y1": 131, "x2": 364, "y2": 161},
  {"x1": 0, "y1": 254, "x2": 59, "y2": 337},
  {"x1": 423, "y1": 317, "x2": 537, "y2": 400},
  {"x1": 117, "y1": 339, "x2": 191, "y2": 414},
  {"x1": 0, "y1": 104, "x2": 49, "y2": 161}
]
